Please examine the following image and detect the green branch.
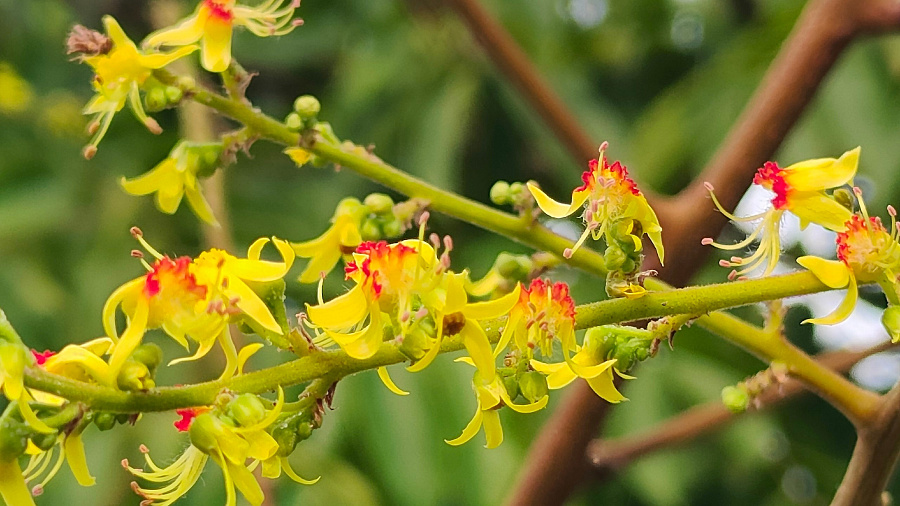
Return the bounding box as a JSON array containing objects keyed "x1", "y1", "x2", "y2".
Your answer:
[{"x1": 23, "y1": 271, "x2": 836, "y2": 413}]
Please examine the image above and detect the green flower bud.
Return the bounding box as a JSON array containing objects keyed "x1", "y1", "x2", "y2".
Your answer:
[
  {"x1": 519, "y1": 371, "x2": 549, "y2": 403},
  {"x1": 490, "y1": 181, "x2": 510, "y2": 205},
  {"x1": 272, "y1": 424, "x2": 299, "y2": 457},
  {"x1": 188, "y1": 413, "x2": 220, "y2": 453},
  {"x1": 285, "y1": 112, "x2": 304, "y2": 131},
  {"x1": 130, "y1": 343, "x2": 163, "y2": 374},
  {"x1": 363, "y1": 193, "x2": 394, "y2": 215},
  {"x1": 382, "y1": 218, "x2": 404, "y2": 239},
  {"x1": 883, "y1": 306, "x2": 900, "y2": 343},
  {"x1": 583, "y1": 327, "x2": 615, "y2": 361},
  {"x1": 335, "y1": 197, "x2": 364, "y2": 217},
  {"x1": 93, "y1": 412, "x2": 117, "y2": 432},
  {"x1": 296, "y1": 421, "x2": 313, "y2": 441},
  {"x1": 496, "y1": 252, "x2": 529, "y2": 279},
  {"x1": 228, "y1": 394, "x2": 267, "y2": 427},
  {"x1": 293, "y1": 95, "x2": 321, "y2": 118},
  {"x1": 604, "y1": 244, "x2": 627, "y2": 271},
  {"x1": 360, "y1": 220, "x2": 382, "y2": 241},
  {"x1": 508, "y1": 182, "x2": 525, "y2": 198},
  {"x1": 144, "y1": 87, "x2": 167, "y2": 112},
  {"x1": 115, "y1": 413, "x2": 132, "y2": 424},
  {"x1": 30, "y1": 432, "x2": 58, "y2": 451},
  {"x1": 722, "y1": 385, "x2": 750, "y2": 413},
  {"x1": 502, "y1": 374, "x2": 520, "y2": 401},
  {"x1": 117, "y1": 360, "x2": 154, "y2": 391},
  {"x1": 164, "y1": 86, "x2": 183, "y2": 104}
]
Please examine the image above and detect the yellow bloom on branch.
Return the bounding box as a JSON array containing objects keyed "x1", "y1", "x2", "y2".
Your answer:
[
  {"x1": 80, "y1": 16, "x2": 196, "y2": 158},
  {"x1": 527, "y1": 143, "x2": 663, "y2": 262},
  {"x1": 292, "y1": 197, "x2": 365, "y2": 283},
  {"x1": 144, "y1": 0, "x2": 303, "y2": 72},
  {"x1": 705, "y1": 147, "x2": 858, "y2": 278}
]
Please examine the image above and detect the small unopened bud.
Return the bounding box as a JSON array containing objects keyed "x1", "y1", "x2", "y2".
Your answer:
[
  {"x1": 228, "y1": 393, "x2": 267, "y2": 427},
  {"x1": 519, "y1": 371, "x2": 549, "y2": 403},
  {"x1": 285, "y1": 112, "x2": 303, "y2": 130},
  {"x1": 94, "y1": 412, "x2": 117, "y2": 431},
  {"x1": 721, "y1": 385, "x2": 750, "y2": 413},
  {"x1": 363, "y1": 193, "x2": 394, "y2": 214},
  {"x1": 359, "y1": 220, "x2": 382, "y2": 241},
  {"x1": 131, "y1": 343, "x2": 163, "y2": 373},
  {"x1": 164, "y1": 86, "x2": 183, "y2": 104},
  {"x1": 382, "y1": 218, "x2": 403, "y2": 238},
  {"x1": 490, "y1": 181, "x2": 510, "y2": 205},
  {"x1": 293, "y1": 95, "x2": 321, "y2": 119},
  {"x1": 144, "y1": 87, "x2": 167, "y2": 112}
]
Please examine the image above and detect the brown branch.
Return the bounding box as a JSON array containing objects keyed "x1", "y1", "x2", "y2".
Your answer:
[
  {"x1": 588, "y1": 342, "x2": 895, "y2": 476},
  {"x1": 444, "y1": 0, "x2": 597, "y2": 163}
]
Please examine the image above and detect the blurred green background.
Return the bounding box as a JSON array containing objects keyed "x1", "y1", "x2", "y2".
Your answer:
[{"x1": 1, "y1": 0, "x2": 900, "y2": 504}]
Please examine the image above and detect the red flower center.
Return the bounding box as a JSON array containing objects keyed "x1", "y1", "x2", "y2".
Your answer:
[
  {"x1": 753, "y1": 162, "x2": 790, "y2": 210},
  {"x1": 31, "y1": 349, "x2": 55, "y2": 366}
]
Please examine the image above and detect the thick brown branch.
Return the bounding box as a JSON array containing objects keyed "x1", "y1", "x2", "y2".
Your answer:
[
  {"x1": 444, "y1": 0, "x2": 597, "y2": 162},
  {"x1": 588, "y1": 342, "x2": 894, "y2": 476}
]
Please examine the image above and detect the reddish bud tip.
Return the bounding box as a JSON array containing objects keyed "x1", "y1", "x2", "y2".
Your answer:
[
  {"x1": 82, "y1": 145, "x2": 97, "y2": 160},
  {"x1": 145, "y1": 118, "x2": 162, "y2": 135},
  {"x1": 292, "y1": 18, "x2": 304, "y2": 26}
]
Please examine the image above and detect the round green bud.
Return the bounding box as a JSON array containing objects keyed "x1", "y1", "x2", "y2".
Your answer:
[
  {"x1": 131, "y1": 343, "x2": 163, "y2": 373},
  {"x1": 293, "y1": 95, "x2": 321, "y2": 118},
  {"x1": 189, "y1": 413, "x2": 220, "y2": 453},
  {"x1": 145, "y1": 87, "x2": 167, "y2": 112},
  {"x1": 360, "y1": 220, "x2": 382, "y2": 242},
  {"x1": 117, "y1": 360, "x2": 153, "y2": 391},
  {"x1": 381, "y1": 218, "x2": 404, "y2": 239},
  {"x1": 722, "y1": 385, "x2": 750, "y2": 413},
  {"x1": 502, "y1": 374, "x2": 520, "y2": 401},
  {"x1": 200, "y1": 145, "x2": 223, "y2": 168},
  {"x1": 335, "y1": 197, "x2": 364, "y2": 217},
  {"x1": 508, "y1": 182, "x2": 525, "y2": 197},
  {"x1": 604, "y1": 244, "x2": 627, "y2": 271},
  {"x1": 364, "y1": 193, "x2": 394, "y2": 215},
  {"x1": 519, "y1": 371, "x2": 549, "y2": 403},
  {"x1": 93, "y1": 412, "x2": 117, "y2": 431},
  {"x1": 164, "y1": 86, "x2": 184, "y2": 104},
  {"x1": 228, "y1": 394, "x2": 267, "y2": 427},
  {"x1": 490, "y1": 181, "x2": 510, "y2": 205},
  {"x1": 115, "y1": 413, "x2": 132, "y2": 424},
  {"x1": 495, "y1": 253, "x2": 528, "y2": 279},
  {"x1": 285, "y1": 112, "x2": 304, "y2": 131},
  {"x1": 272, "y1": 425, "x2": 299, "y2": 457},
  {"x1": 884, "y1": 306, "x2": 900, "y2": 342},
  {"x1": 177, "y1": 76, "x2": 196, "y2": 89}
]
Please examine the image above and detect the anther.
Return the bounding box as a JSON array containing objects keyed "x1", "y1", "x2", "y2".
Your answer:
[
  {"x1": 563, "y1": 248, "x2": 574, "y2": 259},
  {"x1": 701, "y1": 238, "x2": 713, "y2": 245},
  {"x1": 131, "y1": 250, "x2": 144, "y2": 258},
  {"x1": 82, "y1": 145, "x2": 98, "y2": 160},
  {"x1": 719, "y1": 259, "x2": 731, "y2": 267},
  {"x1": 418, "y1": 211, "x2": 430, "y2": 226},
  {"x1": 703, "y1": 182, "x2": 714, "y2": 192},
  {"x1": 130, "y1": 227, "x2": 143, "y2": 238},
  {"x1": 144, "y1": 118, "x2": 162, "y2": 135},
  {"x1": 889, "y1": 205, "x2": 896, "y2": 217}
]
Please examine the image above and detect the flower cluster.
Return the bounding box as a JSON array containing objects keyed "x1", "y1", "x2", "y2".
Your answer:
[{"x1": 103, "y1": 228, "x2": 294, "y2": 382}]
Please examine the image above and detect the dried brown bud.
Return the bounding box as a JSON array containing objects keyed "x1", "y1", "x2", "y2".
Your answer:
[{"x1": 66, "y1": 25, "x2": 112, "y2": 61}]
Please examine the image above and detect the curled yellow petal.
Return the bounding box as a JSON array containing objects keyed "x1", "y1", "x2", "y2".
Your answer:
[
  {"x1": 462, "y1": 283, "x2": 521, "y2": 321},
  {"x1": 445, "y1": 407, "x2": 483, "y2": 446},
  {"x1": 803, "y1": 275, "x2": 858, "y2": 325},
  {"x1": 481, "y1": 409, "x2": 503, "y2": 449},
  {"x1": 280, "y1": 457, "x2": 320, "y2": 485},
  {"x1": 783, "y1": 146, "x2": 859, "y2": 191},
  {"x1": 64, "y1": 433, "x2": 96, "y2": 486},
  {"x1": 377, "y1": 366, "x2": 409, "y2": 396},
  {"x1": 526, "y1": 182, "x2": 590, "y2": 218},
  {"x1": 306, "y1": 286, "x2": 368, "y2": 329},
  {"x1": 460, "y1": 323, "x2": 495, "y2": 381},
  {"x1": 797, "y1": 256, "x2": 851, "y2": 289}
]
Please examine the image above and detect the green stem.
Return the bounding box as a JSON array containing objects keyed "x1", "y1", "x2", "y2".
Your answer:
[{"x1": 24, "y1": 271, "x2": 834, "y2": 413}]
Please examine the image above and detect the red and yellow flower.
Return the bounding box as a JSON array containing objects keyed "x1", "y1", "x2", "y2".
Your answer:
[
  {"x1": 706, "y1": 147, "x2": 858, "y2": 278},
  {"x1": 798, "y1": 195, "x2": 900, "y2": 326},
  {"x1": 144, "y1": 0, "x2": 303, "y2": 72},
  {"x1": 527, "y1": 143, "x2": 663, "y2": 262},
  {"x1": 292, "y1": 197, "x2": 366, "y2": 284},
  {"x1": 494, "y1": 278, "x2": 576, "y2": 360}
]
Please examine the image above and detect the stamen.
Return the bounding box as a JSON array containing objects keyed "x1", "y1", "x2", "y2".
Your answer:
[{"x1": 701, "y1": 238, "x2": 713, "y2": 245}]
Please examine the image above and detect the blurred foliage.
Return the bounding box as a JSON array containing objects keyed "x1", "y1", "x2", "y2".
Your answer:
[{"x1": 0, "y1": 0, "x2": 899, "y2": 504}]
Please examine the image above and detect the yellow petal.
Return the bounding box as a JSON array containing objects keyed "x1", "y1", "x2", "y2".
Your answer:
[
  {"x1": 462, "y1": 283, "x2": 521, "y2": 321},
  {"x1": 0, "y1": 459, "x2": 35, "y2": 506},
  {"x1": 789, "y1": 192, "x2": 853, "y2": 231},
  {"x1": 145, "y1": 8, "x2": 206, "y2": 47},
  {"x1": 586, "y1": 368, "x2": 627, "y2": 403},
  {"x1": 445, "y1": 407, "x2": 483, "y2": 446},
  {"x1": 803, "y1": 275, "x2": 858, "y2": 325},
  {"x1": 102, "y1": 16, "x2": 134, "y2": 51},
  {"x1": 285, "y1": 147, "x2": 311, "y2": 166},
  {"x1": 499, "y1": 389, "x2": 549, "y2": 414},
  {"x1": 783, "y1": 146, "x2": 860, "y2": 191},
  {"x1": 324, "y1": 320, "x2": 384, "y2": 359},
  {"x1": 200, "y1": 15, "x2": 233, "y2": 72},
  {"x1": 481, "y1": 409, "x2": 503, "y2": 449},
  {"x1": 797, "y1": 256, "x2": 850, "y2": 288},
  {"x1": 137, "y1": 45, "x2": 199, "y2": 69},
  {"x1": 529, "y1": 359, "x2": 577, "y2": 389},
  {"x1": 492, "y1": 314, "x2": 518, "y2": 358},
  {"x1": 17, "y1": 399, "x2": 54, "y2": 434},
  {"x1": 224, "y1": 458, "x2": 264, "y2": 506},
  {"x1": 242, "y1": 429, "x2": 279, "y2": 461},
  {"x1": 236, "y1": 343, "x2": 264, "y2": 375},
  {"x1": 184, "y1": 183, "x2": 218, "y2": 225},
  {"x1": 460, "y1": 323, "x2": 495, "y2": 381},
  {"x1": 306, "y1": 286, "x2": 369, "y2": 329},
  {"x1": 526, "y1": 182, "x2": 590, "y2": 218},
  {"x1": 377, "y1": 366, "x2": 409, "y2": 396},
  {"x1": 280, "y1": 457, "x2": 320, "y2": 485},
  {"x1": 230, "y1": 279, "x2": 280, "y2": 333},
  {"x1": 442, "y1": 274, "x2": 469, "y2": 314},
  {"x1": 168, "y1": 334, "x2": 217, "y2": 366},
  {"x1": 102, "y1": 278, "x2": 143, "y2": 341},
  {"x1": 64, "y1": 433, "x2": 96, "y2": 486},
  {"x1": 45, "y1": 346, "x2": 112, "y2": 383},
  {"x1": 407, "y1": 318, "x2": 442, "y2": 373},
  {"x1": 107, "y1": 296, "x2": 149, "y2": 385}
]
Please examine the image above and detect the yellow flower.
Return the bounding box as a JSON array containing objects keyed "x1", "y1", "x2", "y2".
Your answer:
[
  {"x1": 798, "y1": 199, "x2": 900, "y2": 327},
  {"x1": 0, "y1": 62, "x2": 33, "y2": 115},
  {"x1": 493, "y1": 278, "x2": 576, "y2": 360},
  {"x1": 103, "y1": 231, "x2": 294, "y2": 382},
  {"x1": 445, "y1": 369, "x2": 548, "y2": 449},
  {"x1": 527, "y1": 143, "x2": 663, "y2": 262},
  {"x1": 292, "y1": 197, "x2": 366, "y2": 283},
  {"x1": 144, "y1": 0, "x2": 303, "y2": 73},
  {"x1": 531, "y1": 346, "x2": 625, "y2": 404},
  {"x1": 127, "y1": 388, "x2": 292, "y2": 506},
  {"x1": 120, "y1": 142, "x2": 222, "y2": 225},
  {"x1": 22, "y1": 430, "x2": 95, "y2": 497},
  {"x1": 705, "y1": 147, "x2": 858, "y2": 278},
  {"x1": 81, "y1": 16, "x2": 196, "y2": 158}
]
